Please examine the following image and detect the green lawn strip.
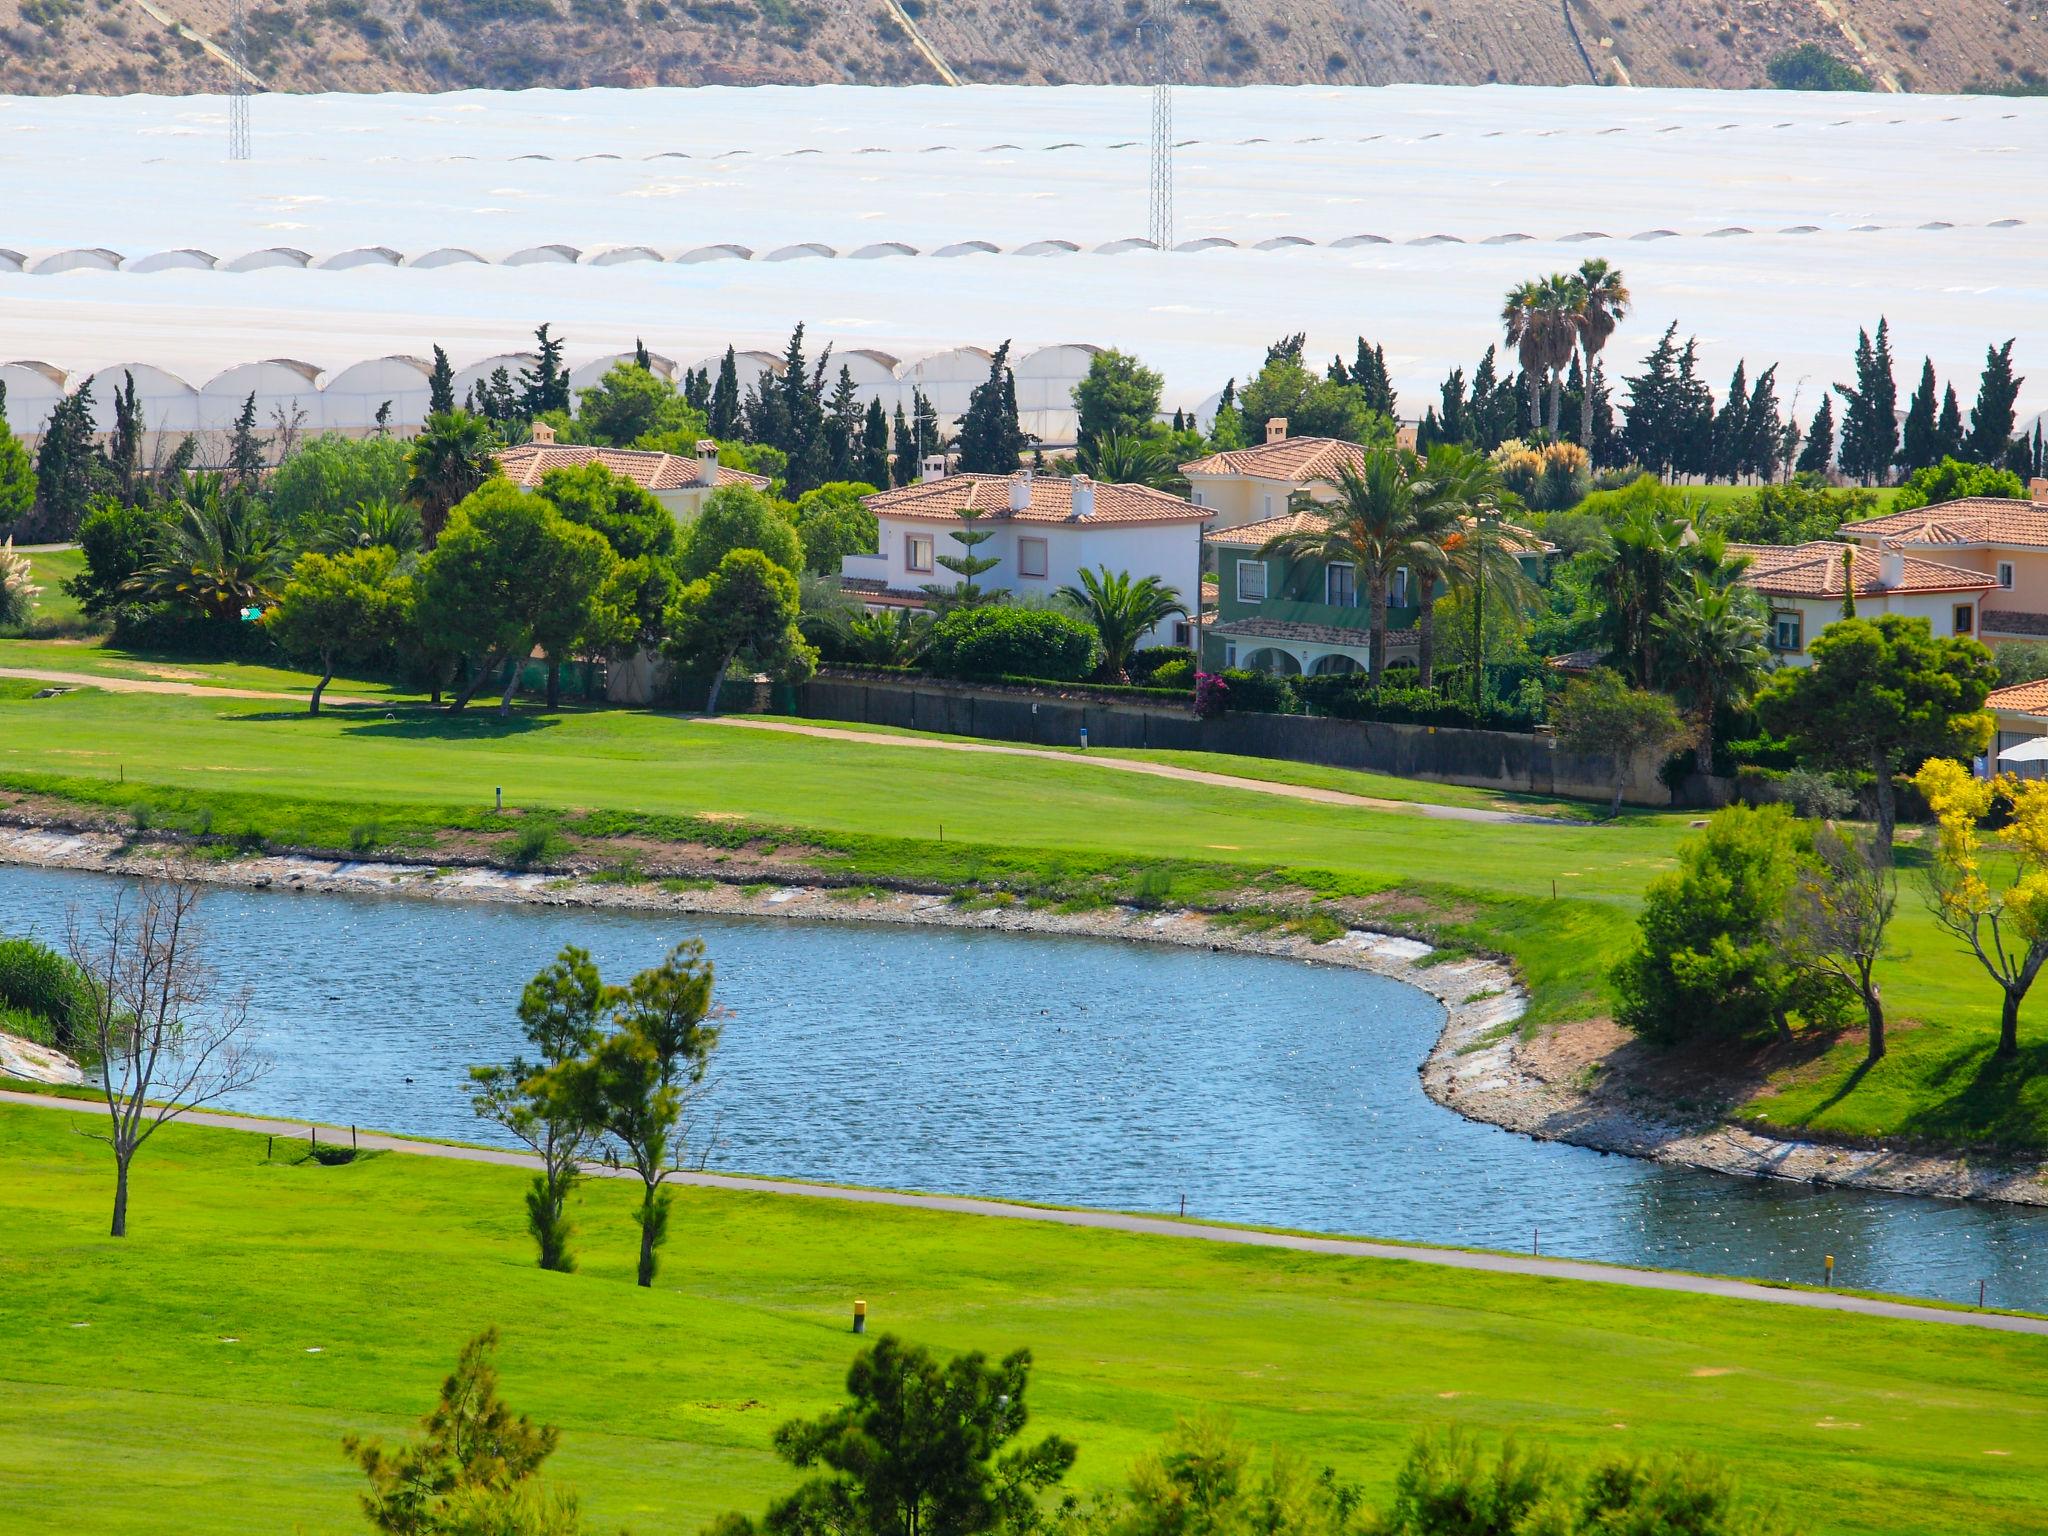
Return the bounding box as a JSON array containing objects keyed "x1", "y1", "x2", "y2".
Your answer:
[
  {"x1": 2, "y1": 1105, "x2": 2044, "y2": 1536},
  {"x1": 0, "y1": 635, "x2": 424, "y2": 702},
  {"x1": 0, "y1": 686, "x2": 2043, "y2": 1149}
]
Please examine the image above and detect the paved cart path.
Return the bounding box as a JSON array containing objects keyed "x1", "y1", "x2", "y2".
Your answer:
[
  {"x1": 0, "y1": 666, "x2": 367, "y2": 707},
  {"x1": 6, "y1": 1090, "x2": 2041, "y2": 1335},
  {"x1": 692, "y1": 716, "x2": 1568, "y2": 824}
]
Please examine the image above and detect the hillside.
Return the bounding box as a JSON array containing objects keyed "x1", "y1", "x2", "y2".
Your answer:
[{"x1": 0, "y1": 0, "x2": 2042, "y2": 96}]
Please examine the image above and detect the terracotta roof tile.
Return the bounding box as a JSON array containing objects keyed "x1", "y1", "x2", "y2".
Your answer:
[
  {"x1": 1180, "y1": 436, "x2": 1371, "y2": 483},
  {"x1": 1843, "y1": 497, "x2": 2048, "y2": 549},
  {"x1": 494, "y1": 442, "x2": 769, "y2": 493},
  {"x1": 863, "y1": 472, "x2": 1204, "y2": 526},
  {"x1": 1209, "y1": 508, "x2": 1552, "y2": 555},
  {"x1": 1990, "y1": 679, "x2": 2048, "y2": 715},
  {"x1": 1731, "y1": 541, "x2": 1996, "y2": 598}
]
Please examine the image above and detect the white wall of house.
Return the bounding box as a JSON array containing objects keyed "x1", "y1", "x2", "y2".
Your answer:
[
  {"x1": 1765, "y1": 590, "x2": 1985, "y2": 664},
  {"x1": 866, "y1": 514, "x2": 1203, "y2": 647}
]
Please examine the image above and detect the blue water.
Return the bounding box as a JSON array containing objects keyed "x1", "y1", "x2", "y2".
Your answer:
[{"x1": 5, "y1": 863, "x2": 2043, "y2": 1308}]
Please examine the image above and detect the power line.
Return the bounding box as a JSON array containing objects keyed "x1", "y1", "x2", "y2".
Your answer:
[{"x1": 227, "y1": 0, "x2": 251, "y2": 161}]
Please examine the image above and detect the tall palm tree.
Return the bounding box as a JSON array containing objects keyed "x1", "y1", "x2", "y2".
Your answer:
[
  {"x1": 1572, "y1": 259, "x2": 1631, "y2": 450},
  {"x1": 1261, "y1": 449, "x2": 1422, "y2": 687},
  {"x1": 1652, "y1": 574, "x2": 1769, "y2": 767},
  {"x1": 1500, "y1": 280, "x2": 1548, "y2": 434},
  {"x1": 1502, "y1": 276, "x2": 1583, "y2": 438},
  {"x1": 1536, "y1": 272, "x2": 1586, "y2": 437},
  {"x1": 1412, "y1": 444, "x2": 1534, "y2": 690},
  {"x1": 1058, "y1": 566, "x2": 1186, "y2": 682},
  {"x1": 1076, "y1": 432, "x2": 1184, "y2": 494},
  {"x1": 405, "y1": 410, "x2": 499, "y2": 547}
]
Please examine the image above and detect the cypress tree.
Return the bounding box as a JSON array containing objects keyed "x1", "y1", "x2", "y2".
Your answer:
[
  {"x1": 1671, "y1": 338, "x2": 1716, "y2": 480},
  {"x1": 683, "y1": 367, "x2": 711, "y2": 414},
  {"x1": 1834, "y1": 322, "x2": 1897, "y2": 485},
  {"x1": 1936, "y1": 384, "x2": 1965, "y2": 460},
  {"x1": 1870, "y1": 318, "x2": 1900, "y2": 477},
  {"x1": 633, "y1": 336, "x2": 651, "y2": 371},
  {"x1": 1743, "y1": 364, "x2": 1783, "y2": 483},
  {"x1": 858, "y1": 397, "x2": 890, "y2": 488},
  {"x1": 1900, "y1": 357, "x2": 1940, "y2": 472},
  {"x1": 891, "y1": 402, "x2": 916, "y2": 487},
  {"x1": 34, "y1": 382, "x2": 104, "y2": 538},
  {"x1": 710, "y1": 347, "x2": 741, "y2": 439},
  {"x1": 1621, "y1": 324, "x2": 1681, "y2": 474},
  {"x1": 428, "y1": 346, "x2": 456, "y2": 416},
  {"x1": 954, "y1": 341, "x2": 1029, "y2": 474},
  {"x1": 1709, "y1": 362, "x2": 1749, "y2": 483},
  {"x1": 1437, "y1": 365, "x2": 1468, "y2": 445},
  {"x1": 107, "y1": 369, "x2": 144, "y2": 503},
  {"x1": 228, "y1": 391, "x2": 265, "y2": 486},
  {"x1": 1796, "y1": 394, "x2": 1835, "y2": 475},
  {"x1": 1967, "y1": 338, "x2": 2023, "y2": 465},
  {"x1": 912, "y1": 388, "x2": 941, "y2": 456},
  {"x1": 374, "y1": 400, "x2": 393, "y2": 436},
  {"x1": 824, "y1": 364, "x2": 862, "y2": 483}
]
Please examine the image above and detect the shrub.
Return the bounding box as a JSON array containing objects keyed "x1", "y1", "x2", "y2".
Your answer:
[
  {"x1": 1125, "y1": 645, "x2": 1193, "y2": 682},
  {"x1": 930, "y1": 606, "x2": 1099, "y2": 681},
  {"x1": 1148, "y1": 658, "x2": 1193, "y2": 689},
  {"x1": 1193, "y1": 671, "x2": 1229, "y2": 718},
  {"x1": 1217, "y1": 667, "x2": 1295, "y2": 714},
  {"x1": 0, "y1": 936, "x2": 97, "y2": 1054}
]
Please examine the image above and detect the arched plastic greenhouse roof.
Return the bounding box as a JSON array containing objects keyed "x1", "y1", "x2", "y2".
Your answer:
[{"x1": 80, "y1": 363, "x2": 202, "y2": 433}]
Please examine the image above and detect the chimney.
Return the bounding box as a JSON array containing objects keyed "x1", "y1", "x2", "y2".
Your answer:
[
  {"x1": 920, "y1": 453, "x2": 948, "y2": 484},
  {"x1": 695, "y1": 439, "x2": 719, "y2": 488},
  {"x1": 1266, "y1": 416, "x2": 1288, "y2": 445},
  {"x1": 1009, "y1": 468, "x2": 1032, "y2": 513},
  {"x1": 529, "y1": 419, "x2": 557, "y2": 445},
  {"x1": 2031, "y1": 476, "x2": 2048, "y2": 505},
  {"x1": 1878, "y1": 547, "x2": 1905, "y2": 589},
  {"x1": 1071, "y1": 474, "x2": 1095, "y2": 519}
]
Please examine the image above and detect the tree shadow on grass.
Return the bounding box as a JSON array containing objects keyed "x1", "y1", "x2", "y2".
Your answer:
[
  {"x1": 342, "y1": 710, "x2": 562, "y2": 741},
  {"x1": 1897, "y1": 1038, "x2": 2048, "y2": 1148}
]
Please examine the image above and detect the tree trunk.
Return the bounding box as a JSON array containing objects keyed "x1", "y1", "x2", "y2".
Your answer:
[
  {"x1": 448, "y1": 650, "x2": 505, "y2": 713},
  {"x1": 1871, "y1": 747, "x2": 1897, "y2": 857},
  {"x1": 1416, "y1": 598, "x2": 1435, "y2": 690},
  {"x1": 545, "y1": 656, "x2": 561, "y2": 710},
  {"x1": 2000, "y1": 988, "x2": 2022, "y2": 1058},
  {"x1": 1547, "y1": 373, "x2": 1563, "y2": 437},
  {"x1": 110, "y1": 1153, "x2": 130, "y2": 1238},
  {"x1": 1527, "y1": 369, "x2": 1542, "y2": 432},
  {"x1": 1863, "y1": 981, "x2": 1887, "y2": 1062},
  {"x1": 497, "y1": 653, "x2": 523, "y2": 717},
  {"x1": 309, "y1": 661, "x2": 333, "y2": 716},
  {"x1": 703, "y1": 646, "x2": 740, "y2": 716},
  {"x1": 1368, "y1": 574, "x2": 1388, "y2": 689},
  {"x1": 636, "y1": 1188, "x2": 659, "y2": 1288},
  {"x1": 1609, "y1": 776, "x2": 1626, "y2": 820},
  {"x1": 1580, "y1": 350, "x2": 1597, "y2": 451}
]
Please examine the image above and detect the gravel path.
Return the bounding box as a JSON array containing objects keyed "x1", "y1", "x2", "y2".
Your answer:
[
  {"x1": 6, "y1": 1088, "x2": 2041, "y2": 1335},
  {"x1": 0, "y1": 666, "x2": 365, "y2": 707}
]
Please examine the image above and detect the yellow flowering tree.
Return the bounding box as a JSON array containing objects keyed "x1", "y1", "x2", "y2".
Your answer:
[{"x1": 1913, "y1": 758, "x2": 2048, "y2": 1056}]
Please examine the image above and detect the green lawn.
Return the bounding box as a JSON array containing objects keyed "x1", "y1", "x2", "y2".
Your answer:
[
  {"x1": 3, "y1": 1104, "x2": 2044, "y2": 1536},
  {"x1": 2, "y1": 546, "x2": 92, "y2": 638},
  {"x1": 0, "y1": 635, "x2": 421, "y2": 700},
  {"x1": 0, "y1": 646, "x2": 2044, "y2": 1149}
]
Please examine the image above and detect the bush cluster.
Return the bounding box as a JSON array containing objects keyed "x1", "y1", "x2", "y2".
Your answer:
[{"x1": 929, "y1": 607, "x2": 1100, "y2": 682}]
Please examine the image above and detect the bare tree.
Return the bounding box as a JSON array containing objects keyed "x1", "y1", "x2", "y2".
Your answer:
[
  {"x1": 67, "y1": 873, "x2": 267, "y2": 1237},
  {"x1": 1780, "y1": 824, "x2": 1898, "y2": 1062}
]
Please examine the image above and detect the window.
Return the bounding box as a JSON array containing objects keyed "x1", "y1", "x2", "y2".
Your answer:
[
  {"x1": 1236, "y1": 559, "x2": 1267, "y2": 602},
  {"x1": 1191, "y1": 490, "x2": 1206, "y2": 508},
  {"x1": 1391, "y1": 566, "x2": 1411, "y2": 607},
  {"x1": 1172, "y1": 620, "x2": 1193, "y2": 647},
  {"x1": 1773, "y1": 612, "x2": 1803, "y2": 652},
  {"x1": 1224, "y1": 644, "x2": 1238, "y2": 667},
  {"x1": 2000, "y1": 561, "x2": 2015, "y2": 589},
  {"x1": 1262, "y1": 494, "x2": 1275, "y2": 517},
  {"x1": 905, "y1": 534, "x2": 934, "y2": 573},
  {"x1": 1017, "y1": 537, "x2": 1048, "y2": 580},
  {"x1": 1955, "y1": 604, "x2": 1975, "y2": 635},
  {"x1": 1326, "y1": 561, "x2": 1357, "y2": 608}
]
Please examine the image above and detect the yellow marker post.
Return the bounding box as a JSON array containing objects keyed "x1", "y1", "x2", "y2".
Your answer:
[
  {"x1": 853, "y1": 1299, "x2": 867, "y2": 1335},
  {"x1": 1824, "y1": 1255, "x2": 1835, "y2": 1287}
]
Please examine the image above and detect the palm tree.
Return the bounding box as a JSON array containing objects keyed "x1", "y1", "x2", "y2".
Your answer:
[
  {"x1": 1261, "y1": 449, "x2": 1422, "y2": 687},
  {"x1": 1412, "y1": 444, "x2": 1534, "y2": 690},
  {"x1": 1652, "y1": 573, "x2": 1769, "y2": 767},
  {"x1": 405, "y1": 410, "x2": 499, "y2": 547},
  {"x1": 1572, "y1": 259, "x2": 1631, "y2": 451},
  {"x1": 1536, "y1": 273, "x2": 1585, "y2": 437},
  {"x1": 312, "y1": 497, "x2": 423, "y2": 556},
  {"x1": 121, "y1": 481, "x2": 288, "y2": 622},
  {"x1": 1501, "y1": 280, "x2": 1548, "y2": 434},
  {"x1": 1076, "y1": 432, "x2": 1184, "y2": 493},
  {"x1": 1057, "y1": 566, "x2": 1186, "y2": 681}
]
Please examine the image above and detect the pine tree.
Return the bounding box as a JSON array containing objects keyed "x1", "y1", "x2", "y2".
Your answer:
[
  {"x1": 1743, "y1": 364, "x2": 1784, "y2": 483},
  {"x1": 1967, "y1": 338, "x2": 2023, "y2": 465},
  {"x1": 106, "y1": 369, "x2": 144, "y2": 503},
  {"x1": 858, "y1": 397, "x2": 890, "y2": 488},
  {"x1": 891, "y1": 402, "x2": 917, "y2": 487},
  {"x1": 954, "y1": 341, "x2": 1030, "y2": 474},
  {"x1": 34, "y1": 382, "x2": 104, "y2": 538},
  {"x1": 1171, "y1": 407, "x2": 1188, "y2": 433},
  {"x1": 633, "y1": 336, "x2": 652, "y2": 371},
  {"x1": 928, "y1": 506, "x2": 1002, "y2": 605},
  {"x1": 1621, "y1": 323, "x2": 1682, "y2": 474},
  {"x1": 767, "y1": 324, "x2": 829, "y2": 494},
  {"x1": 710, "y1": 347, "x2": 741, "y2": 439},
  {"x1": 1901, "y1": 358, "x2": 1941, "y2": 473},
  {"x1": 1936, "y1": 384, "x2": 1965, "y2": 460},
  {"x1": 1671, "y1": 337, "x2": 1716, "y2": 479},
  {"x1": 374, "y1": 400, "x2": 392, "y2": 436},
  {"x1": 428, "y1": 346, "x2": 456, "y2": 416},
  {"x1": 1708, "y1": 362, "x2": 1749, "y2": 483},
  {"x1": 229, "y1": 391, "x2": 265, "y2": 485},
  {"x1": 518, "y1": 323, "x2": 570, "y2": 419},
  {"x1": 1796, "y1": 394, "x2": 1836, "y2": 475}
]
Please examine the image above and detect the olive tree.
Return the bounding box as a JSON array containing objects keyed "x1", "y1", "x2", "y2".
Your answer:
[
  {"x1": 1778, "y1": 824, "x2": 1898, "y2": 1062},
  {"x1": 1550, "y1": 668, "x2": 1684, "y2": 817},
  {"x1": 667, "y1": 547, "x2": 816, "y2": 715},
  {"x1": 266, "y1": 546, "x2": 408, "y2": 714}
]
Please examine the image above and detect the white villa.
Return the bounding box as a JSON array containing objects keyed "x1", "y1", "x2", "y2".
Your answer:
[
  {"x1": 849, "y1": 463, "x2": 1207, "y2": 648},
  {"x1": 1730, "y1": 541, "x2": 1996, "y2": 663}
]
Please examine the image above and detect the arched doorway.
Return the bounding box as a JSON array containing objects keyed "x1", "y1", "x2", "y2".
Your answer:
[
  {"x1": 1242, "y1": 647, "x2": 1302, "y2": 675},
  {"x1": 1309, "y1": 653, "x2": 1362, "y2": 676}
]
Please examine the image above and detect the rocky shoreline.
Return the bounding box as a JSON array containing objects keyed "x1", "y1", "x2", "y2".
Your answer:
[{"x1": 4, "y1": 823, "x2": 2044, "y2": 1208}]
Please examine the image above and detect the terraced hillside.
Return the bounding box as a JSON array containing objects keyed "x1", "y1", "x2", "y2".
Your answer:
[{"x1": 0, "y1": 0, "x2": 2041, "y2": 93}]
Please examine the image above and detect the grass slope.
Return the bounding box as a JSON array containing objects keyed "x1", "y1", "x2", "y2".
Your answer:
[
  {"x1": 0, "y1": 664, "x2": 2045, "y2": 1148},
  {"x1": 3, "y1": 1105, "x2": 2045, "y2": 1536}
]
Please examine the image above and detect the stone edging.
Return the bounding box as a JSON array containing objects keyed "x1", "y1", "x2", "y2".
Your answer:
[{"x1": 3, "y1": 825, "x2": 2043, "y2": 1208}]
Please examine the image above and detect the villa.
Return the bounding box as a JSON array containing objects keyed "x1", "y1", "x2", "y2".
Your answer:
[
  {"x1": 1178, "y1": 419, "x2": 1375, "y2": 530},
  {"x1": 494, "y1": 422, "x2": 770, "y2": 522},
  {"x1": 1837, "y1": 479, "x2": 2048, "y2": 644},
  {"x1": 1729, "y1": 541, "x2": 1996, "y2": 664},
  {"x1": 848, "y1": 466, "x2": 1208, "y2": 648}
]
